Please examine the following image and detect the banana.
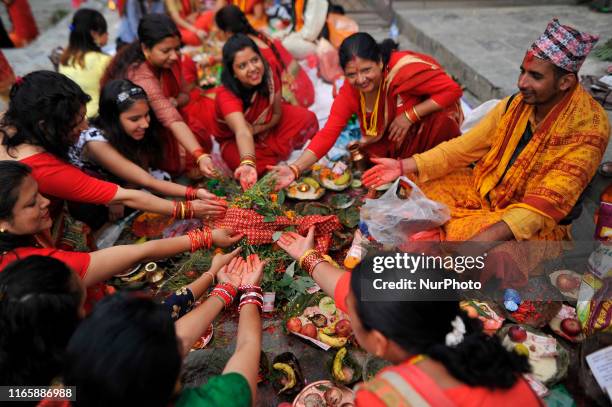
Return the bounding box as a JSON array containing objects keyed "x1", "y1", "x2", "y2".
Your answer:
[
  {"x1": 123, "y1": 270, "x2": 146, "y2": 282},
  {"x1": 318, "y1": 331, "x2": 348, "y2": 348},
  {"x1": 272, "y1": 362, "x2": 296, "y2": 394},
  {"x1": 320, "y1": 319, "x2": 338, "y2": 336},
  {"x1": 332, "y1": 347, "x2": 347, "y2": 381}
]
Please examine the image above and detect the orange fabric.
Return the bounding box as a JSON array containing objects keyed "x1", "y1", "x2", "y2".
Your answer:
[
  {"x1": 326, "y1": 13, "x2": 358, "y2": 49},
  {"x1": 6, "y1": 0, "x2": 38, "y2": 46},
  {"x1": 356, "y1": 363, "x2": 542, "y2": 406},
  {"x1": 308, "y1": 50, "x2": 463, "y2": 159},
  {"x1": 473, "y1": 85, "x2": 608, "y2": 223},
  {"x1": 294, "y1": 0, "x2": 305, "y2": 31},
  {"x1": 334, "y1": 270, "x2": 351, "y2": 314}
]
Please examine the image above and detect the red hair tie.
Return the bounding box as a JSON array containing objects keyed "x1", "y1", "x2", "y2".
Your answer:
[{"x1": 14, "y1": 76, "x2": 24, "y2": 86}]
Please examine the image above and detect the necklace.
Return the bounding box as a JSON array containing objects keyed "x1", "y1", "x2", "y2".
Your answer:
[
  {"x1": 408, "y1": 354, "x2": 426, "y2": 364},
  {"x1": 359, "y1": 83, "x2": 382, "y2": 137}
]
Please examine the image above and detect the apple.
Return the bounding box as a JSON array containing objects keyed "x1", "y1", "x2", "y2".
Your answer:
[
  {"x1": 335, "y1": 319, "x2": 352, "y2": 337},
  {"x1": 560, "y1": 318, "x2": 582, "y2": 337},
  {"x1": 508, "y1": 325, "x2": 527, "y2": 343},
  {"x1": 556, "y1": 274, "x2": 580, "y2": 291},
  {"x1": 300, "y1": 323, "x2": 317, "y2": 338},
  {"x1": 286, "y1": 317, "x2": 302, "y2": 333}
]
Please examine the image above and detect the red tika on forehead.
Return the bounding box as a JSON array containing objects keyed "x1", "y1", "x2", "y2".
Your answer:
[{"x1": 525, "y1": 51, "x2": 535, "y2": 63}]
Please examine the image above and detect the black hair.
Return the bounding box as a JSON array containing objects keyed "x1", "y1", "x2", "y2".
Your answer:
[
  {"x1": 0, "y1": 161, "x2": 36, "y2": 253},
  {"x1": 215, "y1": 5, "x2": 286, "y2": 71},
  {"x1": 0, "y1": 256, "x2": 82, "y2": 386},
  {"x1": 64, "y1": 293, "x2": 182, "y2": 407},
  {"x1": 552, "y1": 64, "x2": 576, "y2": 81},
  {"x1": 60, "y1": 8, "x2": 107, "y2": 68},
  {"x1": 338, "y1": 32, "x2": 398, "y2": 70},
  {"x1": 350, "y1": 253, "x2": 530, "y2": 389},
  {"x1": 93, "y1": 79, "x2": 163, "y2": 169},
  {"x1": 221, "y1": 33, "x2": 270, "y2": 109},
  {"x1": 101, "y1": 13, "x2": 180, "y2": 86},
  {"x1": 1, "y1": 71, "x2": 90, "y2": 161}
]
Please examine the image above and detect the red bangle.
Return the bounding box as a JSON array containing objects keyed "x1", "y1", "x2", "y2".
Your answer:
[
  {"x1": 187, "y1": 226, "x2": 213, "y2": 252},
  {"x1": 192, "y1": 148, "x2": 205, "y2": 159},
  {"x1": 185, "y1": 186, "x2": 198, "y2": 201},
  {"x1": 407, "y1": 107, "x2": 419, "y2": 124},
  {"x1": 217, "y1": 282, "x2": 238, "y2": 298},
  {"x1": 238, "y1": 298, "x2": 263, "y2": 313}
]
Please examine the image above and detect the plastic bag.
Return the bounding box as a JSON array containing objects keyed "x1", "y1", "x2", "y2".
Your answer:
[{"x1": 360, "y1": 177, "x2": 450, "y2": 245}]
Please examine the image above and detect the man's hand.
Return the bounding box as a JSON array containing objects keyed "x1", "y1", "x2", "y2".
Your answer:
[{"x1": 362, "y1": 157, "x2": 402, "y2": 188}]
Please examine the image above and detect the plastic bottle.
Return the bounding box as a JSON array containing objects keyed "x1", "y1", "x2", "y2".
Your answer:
[{"x1": 344, "y1": 229, "x2": 367, "y2": 269}]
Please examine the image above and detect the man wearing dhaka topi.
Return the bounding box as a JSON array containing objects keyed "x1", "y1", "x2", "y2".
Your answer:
[{"x1": 363, "y1": 19, "x2": 610, "y2": 288}]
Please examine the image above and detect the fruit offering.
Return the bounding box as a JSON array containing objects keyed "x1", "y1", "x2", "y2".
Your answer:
[
  {"x1": 287, "y1": 177, "x2": 325, "y2": 200},
  {"x1": 319, "y1": 161, "x2": 352, "y2": 191},
  {"x1": 292, "y1": 380, "x2": 355, "y2": 407},
  {"x1": 331, "y1": 347, "x2": 362, "y2": 385},
  {"x1": 271, "y1": 352, "x2": 305, "y2": 397},
  {"x1": 285, "y1": 294, "x2": 353, "y2": 350}
]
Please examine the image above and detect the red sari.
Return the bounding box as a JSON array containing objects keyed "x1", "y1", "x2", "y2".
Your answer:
[
  {"x1": 0, "y1": 50, "x2": 15, "y2": 98},
  {"x1": 308, "y1": 50, "x2": 464, "y2": 160},
  {"x1": 6, "y1": 0, "x2": 39, "y2": 47},
  {"x1": 127, "y1": 61, "x2": 212, "y2": 175},
  {"x1": 259, "y1": 37, "x2": 315, "y2": 108},
  {"x1": 204, "y1": 69, "x2": 318, "y2": 175},
  {"x1": 169, "y1": 0, "x2": 214, "y2": 46}
]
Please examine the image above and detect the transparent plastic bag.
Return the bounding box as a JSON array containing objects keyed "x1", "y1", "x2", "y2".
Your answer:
[{"x1": 360, "y1": 177, "x2": 450, "y2": 245}]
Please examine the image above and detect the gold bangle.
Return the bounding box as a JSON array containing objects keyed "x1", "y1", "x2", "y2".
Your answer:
[
  {"x1": 289, "y1": 164, "x2": 300, "y2": 179},
  {"x1": 412, "y1": 106, "x2": 422, "y2": 122},
  {"x1": 404, "y1": 110, "x2": 414, "y2": 124},
  {"x1": 240, "y1": 159, "x2": 256, "y2": 168},
  {"x1": 299, "y1": 249, "x2": 318, "y2": 269}
]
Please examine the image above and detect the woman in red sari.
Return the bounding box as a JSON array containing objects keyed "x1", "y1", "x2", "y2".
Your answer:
[
  {"x1": 215, "y1": 4, "x2": 315, "y2": 108},
  {"x1": 204, "y1": 34, "x2": 318, "y2": 190},
  {"x1": 276, "y1": 228, "x2": 543, "y2": 407},
  {"x1": 102, "y1": 14, "x2": 216, "y2": 177},
  {"x1": 165, "y1": 0, "x2": 216, "y2": 46},
  {"x1": 2, "y1": 0, "x2": 38, "y2": 47},
  {"x1": 272, "y1": 32, "x2": 464, "y2": 188}
]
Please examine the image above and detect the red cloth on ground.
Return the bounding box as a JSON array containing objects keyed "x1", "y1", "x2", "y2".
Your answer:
[
  {"x1": 203, "y1": 71, "x2": 318, "y2": 175},
  {"x1": 20, "y1": 152, "x2": 118, "y2": 204},
  {"x1": 6, "y1": 0, "x2": 38, "y2": 46},
  {"x1": 214, "y1": 208, "x2": 341, "y2": 253},
  {"x1": 307, "y1": 50, "x2": 463, "y2": 160},
  {"x1": 127, "y1": 61, "x2": 212, "y2": 175},
  {"x1": 0, "y1": 247, "x2": 90, "y2": 278}
]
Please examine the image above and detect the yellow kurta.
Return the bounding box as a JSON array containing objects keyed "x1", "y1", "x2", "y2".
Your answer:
[
  {"x1": 413, "y1": 87, "x2": 609, "y2": 241},
  {"x1": 410, "y1": 86, "x2": 609, "y2": 286},
  {"x1": 59, "y1": 51, "x2": 111, "y2": 118}
]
